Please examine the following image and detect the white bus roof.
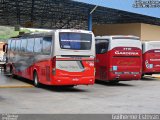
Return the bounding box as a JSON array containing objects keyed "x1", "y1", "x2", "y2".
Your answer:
[
  {"x1": 143, "y1": 41, "x2": 160, "y2": 44},
  {"x1": 95, "y1": 35, "x2": 141, "y2": 50},
  {"x1": 53, "y1": 29, "x2": 93, "y2": 34},
  {"x1": 9, "y1": 29, "x2": 93, "y2": 39},
  {"x1": 143, "y1": 41, "x2": 160, "y2": 52},
  {"x1": 95, "y1": 35, "x2": 139, "y2": 40}
]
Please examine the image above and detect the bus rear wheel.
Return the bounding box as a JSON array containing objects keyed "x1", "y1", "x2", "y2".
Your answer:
[{"x1": 33, "y1": 72, "x2": 41, "y2": 87}]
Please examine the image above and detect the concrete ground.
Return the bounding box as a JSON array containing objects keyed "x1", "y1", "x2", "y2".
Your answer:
[
  {"x1": 0, "y1": 74, "x2": 33, "y2": 88},
  {"x1": 0, "y1": 73, "x2": 160, "y2": 114}
]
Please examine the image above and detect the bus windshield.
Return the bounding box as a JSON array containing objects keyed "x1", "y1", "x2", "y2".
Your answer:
[{"x1": 59, "y1": 32, "x2": 92, "y2": 50}]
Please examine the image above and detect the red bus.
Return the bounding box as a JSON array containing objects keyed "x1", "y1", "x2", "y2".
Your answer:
[
  {"x1": 142, "y1": 41, "x2": 160, "y2": 76},
  {"x1": 4, "y1": 29, "x2": 95, "y2": 87},
  {"x1": 95, "y1": 35, "x2": 142, "y2": 83}
]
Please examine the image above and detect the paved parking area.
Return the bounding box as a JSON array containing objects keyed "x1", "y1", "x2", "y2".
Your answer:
[
  {"x1": 0, "y1": 75, "x2": 33, "y2": 88},
  {"x1": 0, "y1": 74, "x2": 160, "y2": 114}
]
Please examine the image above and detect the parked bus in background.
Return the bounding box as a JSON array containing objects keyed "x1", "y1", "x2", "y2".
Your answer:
[
  {"x1": 142, "y1": 41, "x2": 160, "y2": 76},
  {"x1": 4, "y1": 29, "x2": 95, "y2": 87},
  {"x1": 0, "y1": 42, "x2": 6, "y2": 62},
  {"x1": 95, "y1": 35, "x2": 142, "y2": 83}
]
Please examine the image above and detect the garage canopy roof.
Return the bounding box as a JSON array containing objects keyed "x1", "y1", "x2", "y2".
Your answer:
[
  {"x1": 74, "y1": 0, "x2": 160, "y2": 18},
  {"x1": 0, "y1": 0, "x2": 160, "y2": 30}
]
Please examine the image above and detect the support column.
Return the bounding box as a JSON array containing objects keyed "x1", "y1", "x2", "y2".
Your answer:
[
  {"x1": 87, "y1": 6, "x2": 98, "y2": 31},
  {"x1": 88, "y1": 13, "x2": 92, "y2": 31}
]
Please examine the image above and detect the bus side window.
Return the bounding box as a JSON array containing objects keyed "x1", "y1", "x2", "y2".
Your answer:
[
  {"x1": 34, "y1": 37, "x2": 42, "y2": 53},
  {"x1": 11, "y1": 39, "x2": 16, "y2": 51},
  {"x1": 8, "y1": 39, "x2": 11, "y2": 50},
  {"x1": 42, "y1": 36, "x2": 52, "y2": 55},
  {"x1": 21, "y1": 39, "x2": 27, "y2": 52},
  {"x1": 26, "y1": 38, "x2": 34, "y2": 52},
  {"x1": 16, "y1": 39, "x2": 21, "y2": 51},
  {"x1": 96, "y1": 39, "x2": 109, "y2": 54}
]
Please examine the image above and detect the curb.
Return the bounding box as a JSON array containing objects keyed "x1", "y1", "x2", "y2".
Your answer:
[
  {"x1": 0, "y1": 85, "x2": 34, "y2": 88},
  {"x1": 152, "y1": 76, "x2": 160, "y2": 79}
]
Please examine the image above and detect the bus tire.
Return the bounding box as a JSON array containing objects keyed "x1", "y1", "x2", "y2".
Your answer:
[{"x1": 33, "y1": 72, "x2": 41, "y2": 88}]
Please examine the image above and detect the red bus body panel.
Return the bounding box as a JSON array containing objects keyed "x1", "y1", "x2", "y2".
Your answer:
[
  {"x1": 53, "y1": 57, "x2": 95, "y2": 85},
  {"x1": 143, "y1": 49, "x2": 160, "y2": 74},
  {"x1": 12, "y1": 57, "x2": 95, "y2": 86}
]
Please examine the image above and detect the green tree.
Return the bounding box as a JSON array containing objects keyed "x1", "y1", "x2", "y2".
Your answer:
[{"x1": 0, "y1": 26, "x2": 31, "y2": 42}]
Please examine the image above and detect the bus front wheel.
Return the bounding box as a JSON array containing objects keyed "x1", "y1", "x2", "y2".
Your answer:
[{"x1": 33, "y1": 72, "x2": 41, "y2": 87}]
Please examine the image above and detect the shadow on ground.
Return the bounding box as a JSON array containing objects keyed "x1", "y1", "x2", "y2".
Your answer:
[
  {"x1": 40, "y1": 85, "x2": 88, "y2": 93},
  {"x1": 141, "y1": 76, "x2": 159, "y2": 81},
  {"x1": 5, "y1": 75, "x2": 89, "y2": 93},
  {"x1": 5, "y1": 75, "x2": 34, "y2": 85},
  {"x1": 95, "y1": 80, "x2": 134, "y2": 87}
]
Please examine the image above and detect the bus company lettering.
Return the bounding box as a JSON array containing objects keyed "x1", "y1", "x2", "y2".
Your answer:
[
  {"x1": 115, "y1": 51, "x2": 139, "y2": 55},
  {"x1": 150, "y1": 59, "x2": 160, "y2": 61}
]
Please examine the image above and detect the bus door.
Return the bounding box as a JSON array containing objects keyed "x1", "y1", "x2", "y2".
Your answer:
[{"x1": 95, "y1": 39, "x2": 109, "y2": 80}]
